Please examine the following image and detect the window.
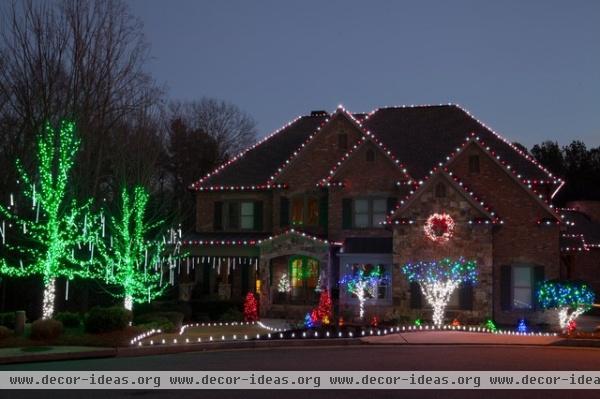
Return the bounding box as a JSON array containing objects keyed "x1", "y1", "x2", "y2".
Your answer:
[
  {"x1": 512, "y1": 266, "x2": 533, "y2": 309},
  {"x1": 341, "y1": 263, "x2": 391, "y2": 302},
  {"x1": 290, "y1": 195, "x2": 320, "y2": 226},
  {"x1": 291, "y1": 197, "x2": 304, "y2": 225},
  {"x1": 306, "y1": 197, "x2": 319, "y2": 225},
  {"x1": 366, "y1": 149, "x2": 375, "y2": 162},
  {"x1": 353, "y1": 198, "x2": 387, "y2": 228},
  {"x1": 289, "y1": 256, "x2": 319, "y2": 302},
  {"x1": 469, "y1": 155, "x2": 480, "y2": 173},
  {"x1": 223, "y1": 201, "x2": 255, "y2": 230},
  {"x1": 435, "y1": 182, "x2": 446, "y2": 198},
  {"x1": 338, "y1": 133, "x2": 348, "y2": 150},
  {"x1": 354, "y1": 199, "x2": 370, "y2": 228},
  {"x1": 240, "y1": 202, "x2": 254, "y2": 229}
]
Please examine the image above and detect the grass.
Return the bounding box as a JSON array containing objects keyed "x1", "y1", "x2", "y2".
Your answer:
[
  {"x1": 140, "y1": 324, "x2": 272, "y2": 344},
  {"x1": 0, "y1": 324, "x2": 146, "y2": 348}
]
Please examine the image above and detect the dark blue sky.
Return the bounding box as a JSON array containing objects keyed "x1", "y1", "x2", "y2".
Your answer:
[{"x1": 129, "y1": 0, "x2": 599, "y2": 148}]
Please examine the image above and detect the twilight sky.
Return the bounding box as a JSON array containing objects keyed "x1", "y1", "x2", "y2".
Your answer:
[{"x1": 128, "y1": 0, "x2": 600, "y2": 148}]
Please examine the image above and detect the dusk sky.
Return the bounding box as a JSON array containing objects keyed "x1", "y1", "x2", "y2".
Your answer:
[{"x1": 129, "y1": 0, "x2": 600, "y2": 148}]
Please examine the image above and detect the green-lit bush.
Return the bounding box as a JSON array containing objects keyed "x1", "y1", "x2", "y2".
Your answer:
[
  {"x1": 30, "y1": 319, "x2": 63, "y2": 340},
  {"x1": 85, "y1": 307, "x2": 132, "y2": 333}
]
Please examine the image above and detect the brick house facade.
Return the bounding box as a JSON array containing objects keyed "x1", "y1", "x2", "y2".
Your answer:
[{"x1": 180, "y1": 104, "x2": 599, "y2": 327}]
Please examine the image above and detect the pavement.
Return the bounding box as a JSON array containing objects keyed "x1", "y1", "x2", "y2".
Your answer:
[
  {"x1": 361, "y1": 331, "x2": 563, "y2": 345},
  {"x1": 3, "y1": 345, "x2": 600, "y2": 399}
]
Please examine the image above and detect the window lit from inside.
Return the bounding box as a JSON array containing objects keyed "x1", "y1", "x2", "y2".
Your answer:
[{"x1": 289, "y1": 256, "x2": 319, "y2": 302}]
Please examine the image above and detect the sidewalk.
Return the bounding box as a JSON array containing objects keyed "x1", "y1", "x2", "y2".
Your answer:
[{"x1": 361, "y1": 331, "x2": 563, "y2": 346}]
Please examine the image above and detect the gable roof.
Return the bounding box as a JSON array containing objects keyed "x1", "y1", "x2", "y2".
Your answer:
[
  {"x1": 191, "y1": 104, "x2": 562, "y2": 190},
  {"x1": 387, "y1": 170, "x2": 500, "y2": 223},
  {"x1": 361, "y1": 105, "x2": 558, "y2": 182},
  {"x1": 190, "y1": 114, "x2": 328, "y2": 189}
]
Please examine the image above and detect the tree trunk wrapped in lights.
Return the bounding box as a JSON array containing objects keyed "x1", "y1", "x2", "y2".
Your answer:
[
  {"x1": 0, "y1": 121, "x2": 99, "y2": 319},
  {"x1": 340, "y1": 266, "x2": 384, "y2": 320},
  {"x1": 402, "y1": 258, "x2": 478, "y2": 326},
  {"x1": 95, "y1": 186, "x2": 181, "y2": 310},
  {"x1": 537, "y1": 280, "x2": 595, "y2": 332}
]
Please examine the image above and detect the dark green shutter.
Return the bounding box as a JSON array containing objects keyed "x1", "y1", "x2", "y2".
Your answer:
[
  {"x1": 228, "y1": 203, "x2": 239, "y2": 229},
  {"x1": 500, "y1": 265, "x2": 512, "y2": 311},
  {"x1": 387, "y1": 197, "x2": 397, "y2": 213},
  {"x1": 253, "y1": 201, "x2": 263, "y2": 231},
  {"x1": 342, "y1": 198, "x2": 353, "y2": 229},
  {"x1": 410, "y1": 282, "x2": 422, "y2": 309},
  {"x1": 280, "y1": 197, "x2": 289, "y2": 227},
  {"x1": 459, "y1": 282, "x2": 473, "y2": 310},
  {"x1": 319, "y1": 194, "x2": 328, "y2": 229},
  {"x1": 533, "y1": 266, "x2": 545, "y2": 310},
  {"x1": 213, "y1": 201, "x2": 223, "y2": 230}
]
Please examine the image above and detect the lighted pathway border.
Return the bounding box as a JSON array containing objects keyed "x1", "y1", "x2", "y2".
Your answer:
[{"x1": 130, "y1": 322, "x2": 558, "y2": 347}]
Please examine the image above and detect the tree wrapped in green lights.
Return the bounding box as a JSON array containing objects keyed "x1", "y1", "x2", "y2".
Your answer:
[
  {"x1": 0, "y1": 121, "x2": 98, "y2": 319},
  {"x1": 340, "y1": 266, "x2": 384, "y2": 320},
  {"x1": 537, "y1": 280, "x2": 595, "y2": 331},
  {"x1": 402, "y1": 258, "x2": 477, "y2": 326},
  {"x1": 96, "y1": 186, "x2": 176, "y2": 310}
]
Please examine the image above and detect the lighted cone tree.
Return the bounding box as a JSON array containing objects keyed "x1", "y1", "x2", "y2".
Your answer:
[
  {"x1": 537, "y1": 280, "x2": 595, "y2": 331},
  {"x1": 244, "y1": 292, "x2": 259, "y2": 322},
  {"x1": 340, "y1": 266, "x2": 384, "y2": 320},
  {"x1": 95, "y1": 186, "x2": 175, "y2": 311},
  {"x1": 402, "y1": 258, "x2": 478, "y2": 326},
  {"x1": 0, "y1": 121, "x2": 98, "y2": 319},
  {"x1": 277, "y1": 273, "x2": 291, "y2": 294},
  {"x1": 315, "y1": 289, "x2": 333, "y2": 325}
]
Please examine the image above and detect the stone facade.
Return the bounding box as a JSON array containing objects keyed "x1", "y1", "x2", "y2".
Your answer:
[{"x1": 391, "y1": 173, "x2": 493, "y2": 322}]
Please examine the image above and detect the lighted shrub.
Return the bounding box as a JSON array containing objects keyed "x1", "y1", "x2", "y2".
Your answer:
[
  {"x1": 85, "y1": 307, "x2": 132, "y2": 333},
  {"x1": 30, "y1": 319, "x2": 63, "y2": 340}
]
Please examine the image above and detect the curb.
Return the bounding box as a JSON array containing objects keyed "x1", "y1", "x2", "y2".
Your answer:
[
  {"x1": 0, "y1": 348, "x2": 117, "y2": 365},
  {"x1": 551, "y1": 339, "x2": 600, "y2": 348}
]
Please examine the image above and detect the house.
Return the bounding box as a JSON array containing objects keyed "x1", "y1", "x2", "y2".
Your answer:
[{"x1": 178, "y1": 104, "x2": 599, "y2": 327}]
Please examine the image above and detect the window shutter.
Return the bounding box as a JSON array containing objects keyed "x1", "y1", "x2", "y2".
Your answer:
[
  {"x1": 280, "y1": 197, "x2": 289, "y2": 227},
  {"x1": 387, "y1": 197, "x2": 397, "y2": 213},
  {"x1": 228, "y1": 203, "x2": 240, "y2": 229},
  {"x1": 459, "y1": 282, "x2": 474, "y2": 310},
  {"x1": 253, "y1": 201, "x2": 263, "y2": 231},
  {"x1": 533, "y1": 266, "x2": 545, "y2": 310},
  {"x1": 500, "y1": 265, "x2": 512, "y2": 311},
  {"x1": 342, "y1": 198, "x2": 353, "y2": 229},
  {"x1": 319, "y1": 194, "x2": 328, "y2": 229},
  {"x1": 213, "y1": 201, "x2": 223, "y2": 230},
  {"x1": 410, "y1": 282, "x2": 422, "y2": 309}
]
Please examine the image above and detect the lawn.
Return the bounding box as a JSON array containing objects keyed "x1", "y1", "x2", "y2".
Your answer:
[
  {"x1": 0, "y1": 324, "x2": 145, "y2": 348},
  {"x1": 139, "y1": 324, "x2": 273, "y2": 345}
]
